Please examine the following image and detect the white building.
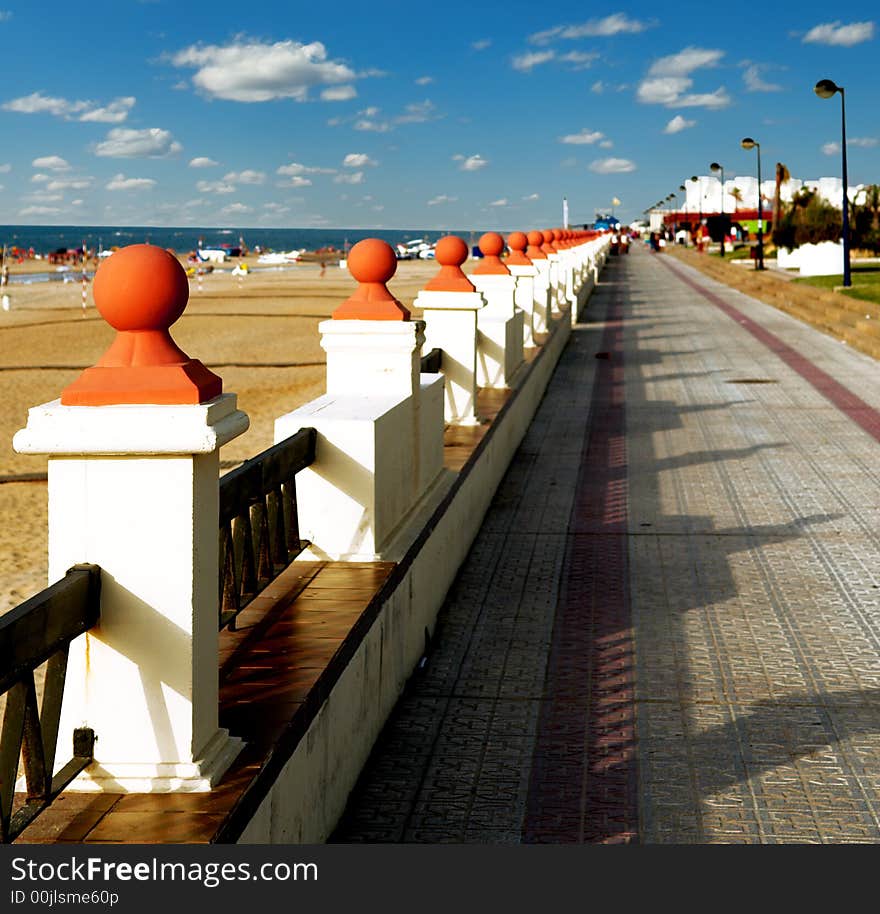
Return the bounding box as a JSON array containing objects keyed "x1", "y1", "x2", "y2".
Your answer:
[{"x1": 684, "y1": 175, "x2": 864, "y2": 215}]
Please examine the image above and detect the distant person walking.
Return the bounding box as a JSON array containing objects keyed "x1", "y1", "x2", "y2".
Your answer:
[{"x1": 1, "y1": 263, "x2": 10, "y2": 311}]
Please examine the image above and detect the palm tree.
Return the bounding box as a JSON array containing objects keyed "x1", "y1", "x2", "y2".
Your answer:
[{"x1": 773, "y1": 162, "x2": 790, "y2": 232}]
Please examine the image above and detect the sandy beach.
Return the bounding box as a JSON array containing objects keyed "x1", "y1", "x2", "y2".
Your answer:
[{"x1": 0, "y1": 256, "x2": 441, "y2": 612}]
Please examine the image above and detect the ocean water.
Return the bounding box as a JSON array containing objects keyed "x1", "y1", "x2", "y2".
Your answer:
[{"x1": 0, "y1": 225, "x2": 477, "y2": 256}]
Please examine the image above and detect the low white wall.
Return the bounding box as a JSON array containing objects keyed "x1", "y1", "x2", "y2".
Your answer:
[
  {"x1": 235, "y1": 298, "x2": 579, "y2": 843},
  {"x1": 776, "y1": 240, "x2": 844, "y2": 276}
]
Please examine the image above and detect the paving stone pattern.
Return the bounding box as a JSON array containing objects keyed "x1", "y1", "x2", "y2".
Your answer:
[{"x1": 333, "y1": 247, "x2": 880, "y2": 844}]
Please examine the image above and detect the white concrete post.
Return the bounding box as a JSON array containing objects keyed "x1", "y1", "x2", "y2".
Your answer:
[
  {"x1": 543, "y1": 230, "x2": 564, "y2": 320},
  {"x1": 470, "y1": 233, "x2": 524, "y2": 389},
  {"x1": 415, "y1": 236, "x2": 485, "y2": 425},
  {"x1": 274, "y1": 239, "x2": 444, "y2": 560},
  {"x1": 13, "y1": 244, "x2": 249, "y2": 792},
  {"x1": 527, "y1": 231, "x2": 552, "y2": 335},
  {"x1": 505, "y1": 231, "x2": 537, "y2": 348}
]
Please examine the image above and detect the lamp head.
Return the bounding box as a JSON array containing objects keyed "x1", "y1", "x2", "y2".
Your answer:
[
  {"x1": 690, "y1": 175, "x2": 699, "y2": 183},
  {"x1": 710, "y1": 162, "x2": 722, "y2": 173},
  {"x1": 679, "y1": 184, "x2": 686, "y2": 191},
  {"x1": 814, "y1": 78, "x2": 840, "y2": 99},
  {"x1": 741, "y1": 137, "x2": 757, "y2": 150}
]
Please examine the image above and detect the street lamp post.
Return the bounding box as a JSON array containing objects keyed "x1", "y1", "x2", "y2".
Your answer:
[
  {"x1": 690, "y1": 176, "x2": 704, "y2": 251},
  {"x1": 710, "y1": 162, "x2": 725, "y2": 256},
  {"x1": 814, "y1": 78, "x2": 851, "y2": 287},
  {"x1": 691, "y1": 175, "x2": 702, "y2": 224},
  {"x1": 741, "y1": 137, "x2": 764, "y2": 270}
]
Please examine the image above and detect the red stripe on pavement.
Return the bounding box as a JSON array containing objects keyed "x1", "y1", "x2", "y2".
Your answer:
[
  {"x1": 524, "y1": 274, "x2": 639, "y2": 844},
  {"x1": 662, "y1": 258, "x2": 880, "y2": 441}
]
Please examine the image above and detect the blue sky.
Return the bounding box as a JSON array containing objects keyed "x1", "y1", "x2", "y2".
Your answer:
[{"x1": 0, "y1": 1, "x2": 877, "y2": 229}]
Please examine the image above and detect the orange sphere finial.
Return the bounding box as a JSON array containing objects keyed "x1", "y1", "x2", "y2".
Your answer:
[
  {"x1": 473, "y1": 231, "x2": 510, "y2": 275},
  {"x1": 333, "y1": 238, "x2": 410, "y2": 320},
  {"x1": 424, "y1": 235, "x2": 475, "y2": 292},
  {"x1": 506, "y1": 231, "x2": 532, "y2": 266},
  {"x1": 60, "y1": 244, "x2": 222, "y2": 406},
  {"x1": 541, "y1": 229, "x2": 557, "y2": 254},
  {"x1": 526, "y1": 229, "x2": 548, "y2": 260}
]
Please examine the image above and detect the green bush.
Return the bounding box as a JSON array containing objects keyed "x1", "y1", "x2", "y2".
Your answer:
[{"x1": 772, "y1": 189, "x2": 841, "y2": 250}]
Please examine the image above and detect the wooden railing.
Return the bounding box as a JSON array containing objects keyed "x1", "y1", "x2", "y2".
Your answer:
[
  {"x1": 420, "y1": 347, "x2": 443, "y2": 374},
  {"x1": 0, "y1": 564, "x2": 101, "y2": 843},
  {"x1": 218, "y1": 427, "x2": 317, "y2": 630}
]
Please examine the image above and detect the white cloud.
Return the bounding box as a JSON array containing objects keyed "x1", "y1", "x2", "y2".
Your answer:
[
  {"x1": 599, "y1": 139, "x2": 613, "y2": 148},
  {"x1": 0, "y1": 11, "x2": 12, "y2": 21},
  {"x1": 4, "y1": 91, "x2": 84, "y2": 116},
  {"x1": 648, "y1": 47, "x2": 724, "y2": 77},
  {"x1": 343, "y1": 153, "x2": 376, "y2": 168},
  {"x1": 637, "y1": 76, "x2": 691, "y2": 105},
  {"x1": 79, "y1": 97, "x2": 136, "y2": 123},
  {"x1": 222, "y1": 202, "x2": 252, "y2": 214},
  {"x1": 197, "y1": 179, "x2": 236, "y2": 194},
  {"x1": 171, "y1": 39, "x2": 358, "y2": 102},
  {"x1": 823, "y1": 137, "x2": 878, "y2": 154},
  {"x1": 742, "y1": 64, "x2": 782, "y2": 92},
  {"x1": 354, "y1": 117, "x2": 390, "y2": 132},
  {"x1": 0, "y1": 163, "x2": 10, "y2": 173},
  {"x1": 106, "y1": 173, "x2": 157, "y2": 191},
  {"x1": 320, "y1": 85, "x2": 357, "y2": 101},
  {"x1": 591, "y1": 80, "x2": 605, "y2": 94},
  {"x1": 472, "y1": 39, "x2": 491, "y2": 51},
  {"x1": 189, "y1": 156, "x2": 218, "y2": 168},
  {"x1": 20, "y1": 205, "x2": 61, "y2": 216},
  {"x1": 2, "y1": 92, "x2": 134, "y2": 122},
  {"x1": 415, "y1": 76, "x2": 434, "y2": 85},
  {"x1": 523, "y1": 193, "x2": 540, "y2": 201},
  {"x1": 589, "y1": 157, "x2": 636, "y2": 174},
  {"x1": 46, "y1": 177, "x2": 92, "y2": 191},
  {"x1": 31, "y1": 173, "x2": 49, "y2": 183},
  {"x1": 559, "y1": 51, "x2": 598, "y2": 69},
  {"x1": 637, "y1": 73, "x2": 729, "y2": 109},
  {"x1": 95, "y1": 127, "x2": 182, "y2": 158},
  {"x1": 454, "y1": 153, "x2": 488, "y2": 171},
  {"x1": 223, "y1": 169, "x2": 266, "y2": 185},
  {"x1": 803, "y1": 21, "x2": 874, "y2": 46},
  {"x1": 559, "y1": 128, "x2": 605, "y2": 145},
  {"x1": 664, "y1": 115, "x2": 696, "y2": 134},
  {"x1": 489, "y1": 198, "x2": 508, "y2": 207},
  {"x1": 677, "y1": 88, "x2": 730, "y2": 109},
  {"x1": 427, "y1": 194, "x2": 458, "y2": 205},
  {"x1": 277, "y1": 176, "x2": 313, "y2": 188},
  {"x1": 263, "y1": 202, "x2": 290, "y2": 213},
  {"x1": 32, "y1": 155, "x2": 70, "y2": 171},
  {"x1": 333, "y1": 171, "x2": 364, "y2": 184},
  {"x1": 530, "y1": 14, "x2": 652, "y2": 44},
  {"x1": 276, "y1": 162, "x2": 335, "y2": 176},
  {"x1": 395, "y1": 100, "x2": 437, "y2": 124},
  {"x1": 512, "y1": 50, "x2": 555, "y2": 72}
]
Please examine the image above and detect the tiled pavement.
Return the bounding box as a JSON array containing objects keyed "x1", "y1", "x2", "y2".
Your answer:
[{"x1": 332, "y1": 246, "x2": 880, "y2": 844}]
